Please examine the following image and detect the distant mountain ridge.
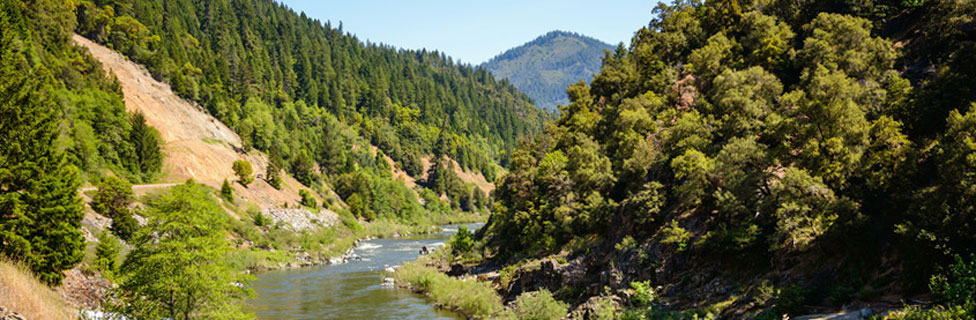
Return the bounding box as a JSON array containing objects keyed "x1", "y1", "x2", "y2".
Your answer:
[{"x1": 482, "y1": 31, "x2": 614, "y2": 111}]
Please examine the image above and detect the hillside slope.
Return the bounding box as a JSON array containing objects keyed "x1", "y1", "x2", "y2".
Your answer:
[
  {"x1": 73, "y1": 34, "x2": 328, "y2": 212},
  {"x1": 483, "y1": 31, "x2": 614, "y2": 111},
  {"x1": 0, "y1": 259, "x2": 76, "y2": 320}
]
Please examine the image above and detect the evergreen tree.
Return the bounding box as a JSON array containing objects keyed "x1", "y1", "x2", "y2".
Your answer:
[
  {"x1": 0, "y1": 7, "x2": 84, "y2": 284},
  {"x1": 91, "y1": 176, "x2": 134, "y2": 217},
  {"x1": 220, "y1": 178, "x2": 234, "y2": 202}
]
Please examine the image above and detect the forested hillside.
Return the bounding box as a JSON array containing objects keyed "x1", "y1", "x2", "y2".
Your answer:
[
  {"x1": 1, "y1": 0, "x2": 165, "y2": 285},
  {"x1": 483, "y1": 31, "x2": 613, "y2": 111},
  {"x1": 477, "y1": 0, "x2": 976, "y2": 318},
  {"x1": 74, "y1": 0, "x2": 547, "y2": 183}
]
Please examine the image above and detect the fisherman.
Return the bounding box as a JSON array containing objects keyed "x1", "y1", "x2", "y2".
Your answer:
[{"x1": 419, "y1": 246, "x2": 430, "y2": 255}]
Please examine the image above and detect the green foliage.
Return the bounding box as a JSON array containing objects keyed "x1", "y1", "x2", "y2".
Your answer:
[
  {"x1": 93, "y1": 231, "x2": 121, "y2": 278},
  {"x1": 112, "y1": 182, "x2": 254, "y2": 319},
  {"x1": 0, "y1": 4, "x2": 85, "y2": 284},
  {"x1": 73, "y1": 0, "x2": 548, "y2": 184},
  {"x1": 91, "y1": 176, "x2": 133, "y2": 217},
  {"x1": 930, "y1": 254, "x2": 976, "y2": 306},
  {"x1": 483, "y1": 31, "x2": 614, "y2": 111},
  {"x1": 128, "y1": 112, "x2": 163, "y2": 180},
  {"x1": 504, "y1": 289, "x2": 569, "y2": 320},
  {"x1": 883, "y1": 304, "x2": 975, "y2": 320},
  {"x1": 220, "y1": 178, "x2": 234, "y2": 203},
  {"x1": 450, "y1": 225, "x2": 474, "y2": 257},
  {"x1": 109, "y1": 209, "x2": 138, "y2": 241},
  {"x1": 252, "y1": 210, "x2": 269, "y2": 228},
  {"x1": 266, "y1": 163, "x2": 283, "y2": 190},
  {"x1": 630, "y1": 281, "x2": 657, "y2": 307},
  {"x1": 299, "y1": 189, "x2": 317, "y2": 209},
  {"x1": 661, "y1": 220, "x2": 692, "y2": 252},
  {"x1": 395, "y1": 260, "x2": 503, "y2": 318},
  {"x1": 232, "y1": 160, "x2": 254, "y2": 186}
]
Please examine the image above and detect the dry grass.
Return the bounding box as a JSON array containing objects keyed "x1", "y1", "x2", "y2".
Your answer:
[{"x1": 0, "y1": 259, "x2": 76, "y2": 320}]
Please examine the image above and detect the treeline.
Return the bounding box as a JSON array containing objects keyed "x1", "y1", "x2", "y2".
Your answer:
[
  {"x1": 486, "y1": 0, "x2": 976, "y2": 313},
  {"x1": 74, "y1": 0, "x2": 548, "y2": 182}
]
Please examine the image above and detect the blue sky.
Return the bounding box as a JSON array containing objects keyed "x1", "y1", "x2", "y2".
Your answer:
[{"x1": 277, "y1": 0, "x2": 658, "y2": 64}]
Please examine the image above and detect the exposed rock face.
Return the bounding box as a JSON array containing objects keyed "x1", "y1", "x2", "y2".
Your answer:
[
  {"x1": 55, "y1": 267, "x2": 111, "y2": 312},
  {"x1": 261, "y1": 208, "x2": 339, "y2": 231},
  {"x1": 565, "y1": 295, "x2": 622, "y2": 320},
  {"x1": 504, "y1": 260, "x2": 565, "y2": 302}
]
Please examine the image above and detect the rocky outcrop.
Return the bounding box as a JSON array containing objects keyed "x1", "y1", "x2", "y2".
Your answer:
[
  {"x1": 57, "y1": 268, "x2": 111, "y2": 310},
  {"x1": 261, "y1": 208, "x2": 339, "y2": 231}
]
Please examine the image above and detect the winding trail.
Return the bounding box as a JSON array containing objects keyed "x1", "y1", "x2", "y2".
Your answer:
[{"x1": 79, "y1": 182, "x2": 187, "y2": 193}]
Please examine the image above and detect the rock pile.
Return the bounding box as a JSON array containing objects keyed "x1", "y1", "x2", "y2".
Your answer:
[
  {"x1": 261, "y1": 208, "x2": 339, "y2": 231},
  {"x1": 57, "y1": 268, "x2": 111, "y2": 310}
]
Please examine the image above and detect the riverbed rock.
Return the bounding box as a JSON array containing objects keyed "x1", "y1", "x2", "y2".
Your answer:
[
  {"x1": 447, "y1": 263, "x2": 467, "y2": 277},
  {"x1": 381, "y1": 277, "x2": 396, "y2": 288}
]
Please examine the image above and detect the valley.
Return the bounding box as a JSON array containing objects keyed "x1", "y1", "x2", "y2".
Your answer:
[{"x1": 2, "y1": 0, "x2": 976, "y2": 320}]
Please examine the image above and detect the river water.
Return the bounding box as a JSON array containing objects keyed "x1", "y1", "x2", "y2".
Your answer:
[{"x1": 246, "y1": 223, "x2": 483, "y2": 320}]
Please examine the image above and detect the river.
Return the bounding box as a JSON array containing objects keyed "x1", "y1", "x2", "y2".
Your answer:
[{"x1": 246, "y1": 223, "x2": 483, "y2": 319}]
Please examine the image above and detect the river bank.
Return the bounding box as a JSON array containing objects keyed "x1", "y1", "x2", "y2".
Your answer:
[
  {"x1": 235, "y1": 212, "x2": 486, "y2": 274},
  {"x1": 246, "y1": 223, "x2": 484, "y2": 319}
]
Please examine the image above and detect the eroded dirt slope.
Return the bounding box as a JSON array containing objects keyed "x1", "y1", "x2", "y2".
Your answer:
[{"x1": 72, "y1": 34, "x2": 330, "y2": 213}]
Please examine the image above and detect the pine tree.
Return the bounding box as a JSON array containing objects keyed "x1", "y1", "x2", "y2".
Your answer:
[
  {"x1": 220, "y1": 178, "x2": 234, "y2": 202},
  {"x1": 0, "y1": 6, "x2": 84, "y2": 285}
]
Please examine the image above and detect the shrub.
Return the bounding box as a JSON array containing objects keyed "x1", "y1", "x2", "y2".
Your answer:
[
  {"x1": 110, "y1": 210, "x2": 139, "y2": 241},
  {"x1": 395, "y1": 261, "x2": 503, "y2": 318},
  {"x1": 631, "y1": 281, "x2": 656, "y2": 307},
  {"x1": 505, "y1": 289, "x2": 568, "y2": 320},
  {"x1": 253, "y1": 211, "x2": 269, "y2": 227},
  {"x1": 300, "y1": 189, "x2": 317, "y2": 208},
  {"x1": 94, "y1": 232, "x2": 121, "y2": 278},
  {"x1": 220, "y1": 179, "x2": 234, "y2": 202},
  {"x1": 92, "y1": 176, "x2": 133, "y2": 217},
  {"x1": 930, "y1": 254, "x2": 976, "y2": 306},
  {"x1": 661, "y1": 220, "x2": 692, "y2": 252},
  {"x1": 884, "y1": 304, "x2": 975, "y2": 320},
  {"x1": 451, "y1": 225, "x2": 474, "y2": 256},
  {"x1": 232, "y1": 160, "x2": 254, "y2": 186}
]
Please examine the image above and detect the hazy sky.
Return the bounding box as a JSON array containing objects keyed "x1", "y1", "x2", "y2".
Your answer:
[{"x1": 277, "y1": 0, "x2": 658, "y2": 64}]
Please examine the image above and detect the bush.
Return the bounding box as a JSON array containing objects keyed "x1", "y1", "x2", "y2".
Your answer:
[
  {"x1": 631, "y1": 281, "x2": 656, "y2": 307},
  {"x1": 253, "y1": 210, "x2": 269, "y2": 227},
  {"x1": 885, "y1": 304, "x2": 975, "y2": 320},
  {"x1": 92, "y1": 176, "x2": 133, "y2": 217},
  {"x1": 451, "y1": 225, "x2": 474, "y2": 256},
  {"x1": 110, "y1": 210, "x2": 139, "y2": 241},
  {"x1": 930, "y1": 254, "x2": 976, "y2": 306},
  {"x1": 505, "y1": 289, "x2": 568, "y2": 320},
  {"x1": 232, "y1": 160, "x2": 254, "y2": 186},
  {"x1": 395, "y1": 261, "x2": 503, "y2": 318},
  {"x1": 220, "y1": 179, "x2": 234, "y2": 203},
  {"x1": 661, "y1": 220, "x2": 692, "y2": 252},
  {"x1": 300, "y1": 189, "x2": 317, "y2": 208},
  {"x1": 94, "y1": 232, "x2": 121, "y2": 278}
]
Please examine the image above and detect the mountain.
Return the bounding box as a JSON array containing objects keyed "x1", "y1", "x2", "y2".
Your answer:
[
  {"x1": 0, "y1": 0, "x2": 542, "y2": 311},
  {"x1": 482, "y1": 31, "x2": 614, "y2": 111}
]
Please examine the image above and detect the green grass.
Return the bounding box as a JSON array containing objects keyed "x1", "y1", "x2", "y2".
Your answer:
[
  {"x1": 394, "y1": 253, "x2": 503, "y2": 318},
  {"x1": 201, "y1": 138, "x2": 223, "y2": 145}
]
